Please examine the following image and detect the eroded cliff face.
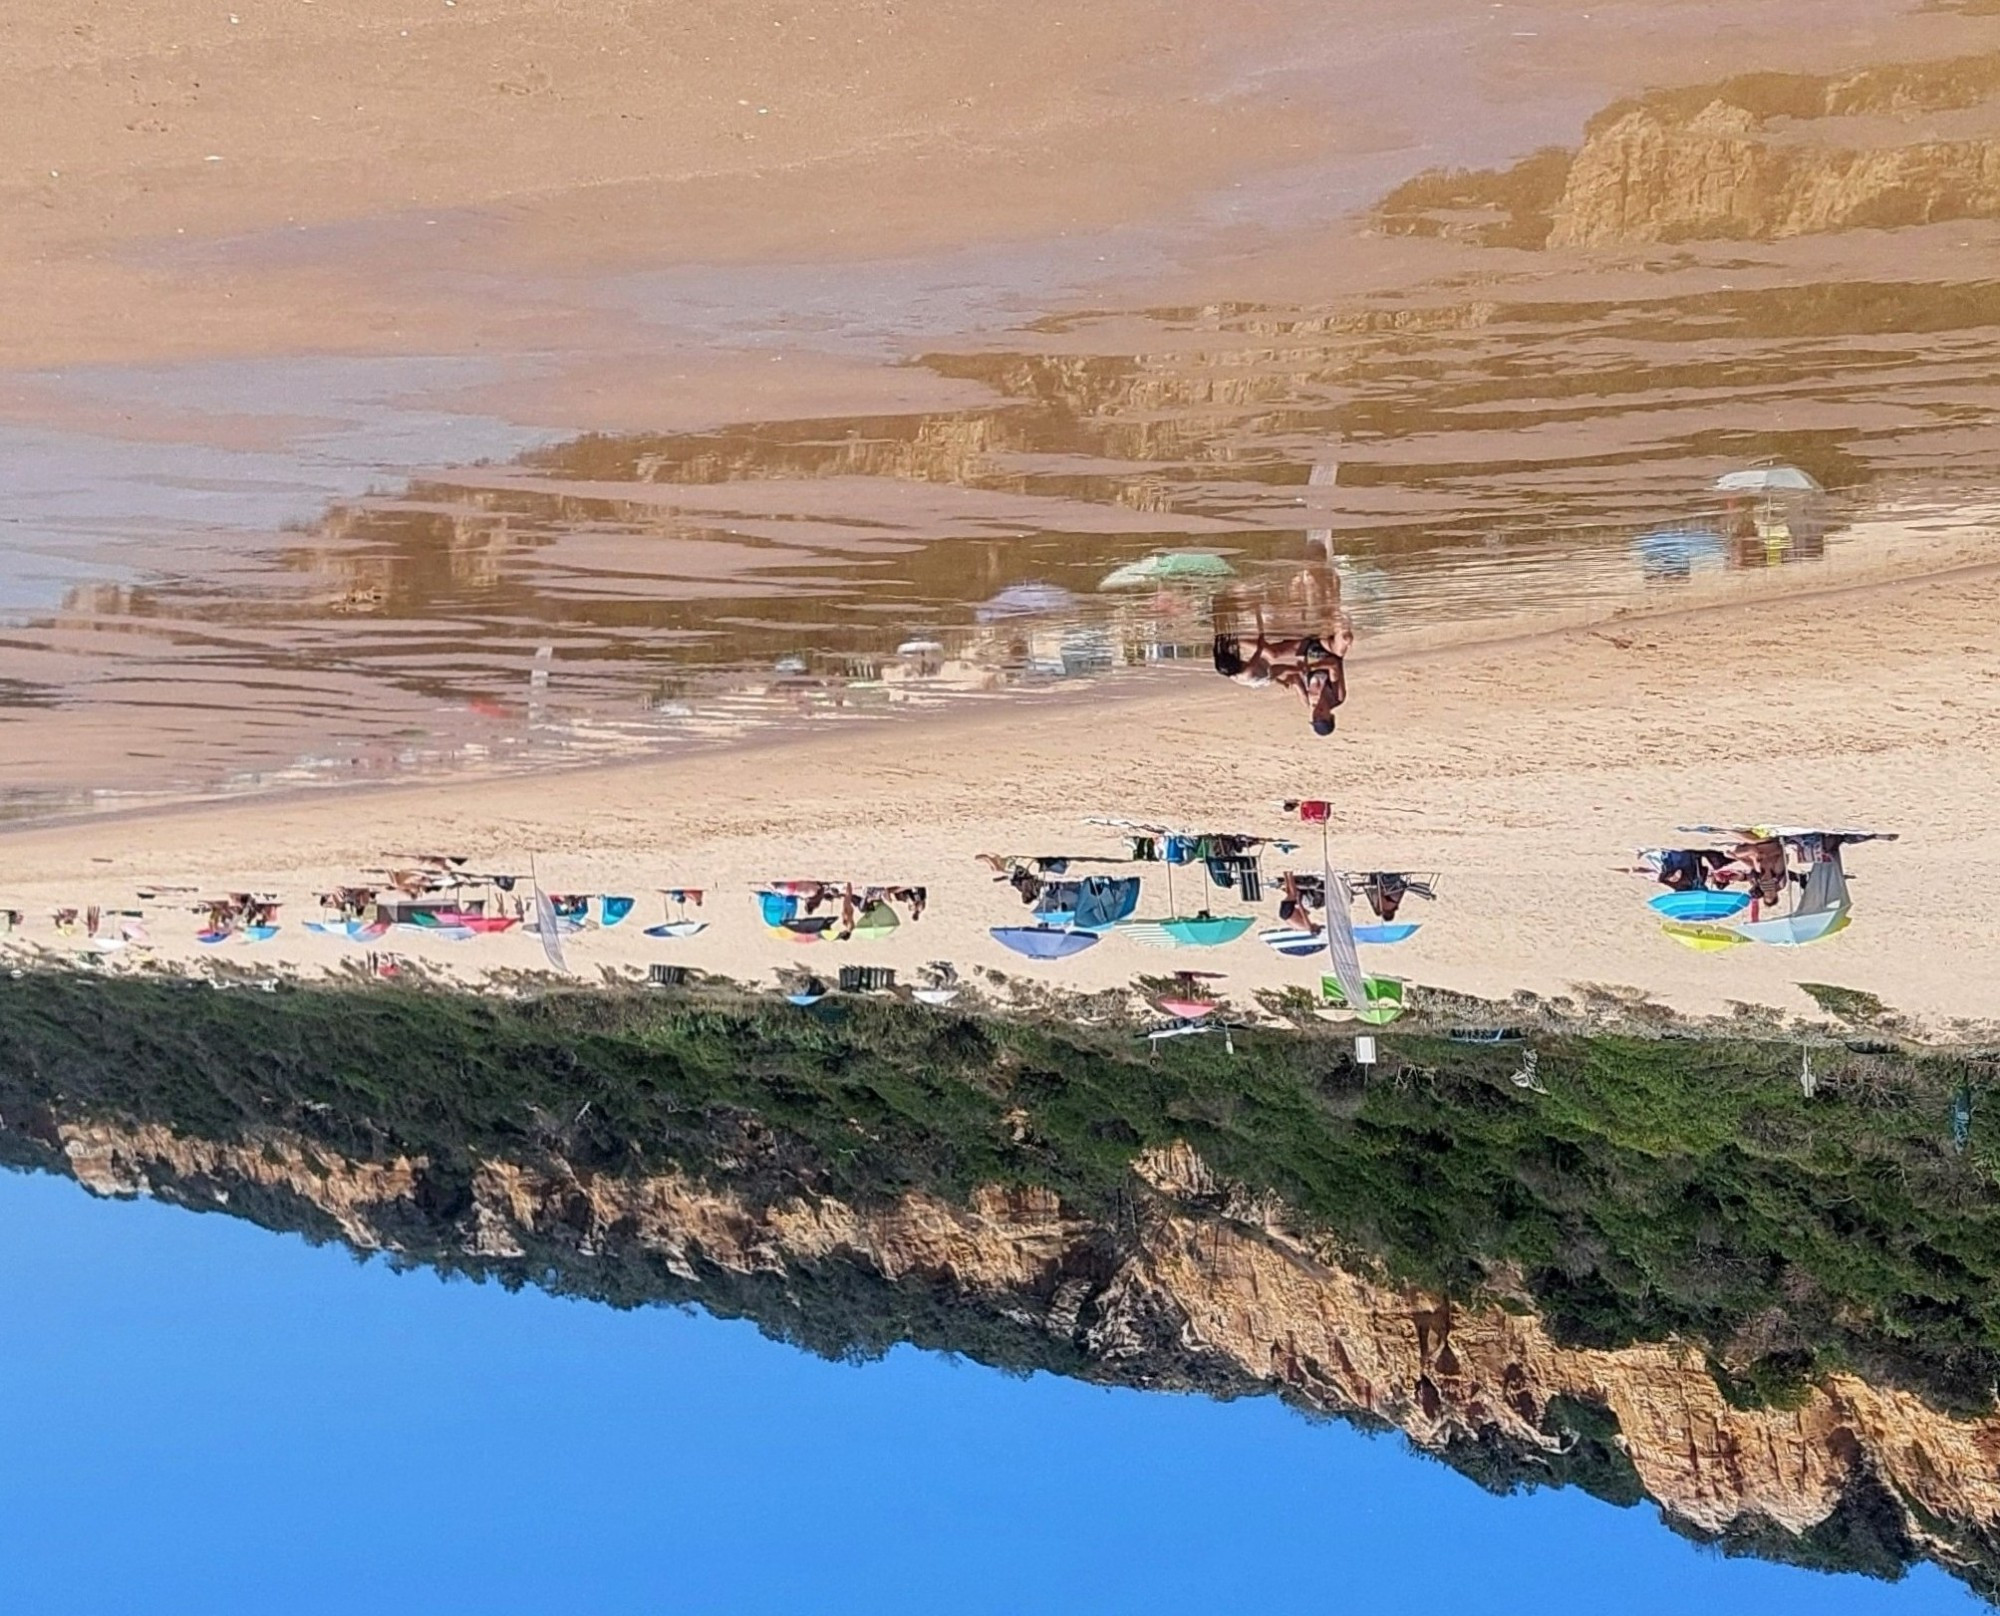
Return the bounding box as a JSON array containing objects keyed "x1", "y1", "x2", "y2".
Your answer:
[
  {"x1": 1547, "y1": 100, "x2": 2000, "y2": 247},
  {"x1": 52, "y1": 1120, "x2": 2000, "y2": 1585},
  {"x1": 1380, "y1": 52, "x2": 2000, "y2": 249}
]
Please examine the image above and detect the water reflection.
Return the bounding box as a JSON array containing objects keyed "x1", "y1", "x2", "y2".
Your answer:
[{"x1": 8, "y1": 255, "x2": 2000, "y2": 812}]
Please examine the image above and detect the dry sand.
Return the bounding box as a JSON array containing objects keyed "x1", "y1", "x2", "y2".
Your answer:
[{"x1": 5, "y1": 515, "x2": 1996, "y2": 1032}]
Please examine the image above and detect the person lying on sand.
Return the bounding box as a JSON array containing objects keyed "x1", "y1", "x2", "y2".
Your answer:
[{"x1": 1277, "y1": 871, "x2": 1326, "y2": 929}]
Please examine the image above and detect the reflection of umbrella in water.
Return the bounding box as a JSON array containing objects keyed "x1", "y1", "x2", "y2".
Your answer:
[
  {"x1": 1100, "y1": 552, "x2": 1235, "y2": 590},
  {"x1": 977, "y1": 583, "x2": 1075, "y2": 621},
  {"x1": 1715, "y1": 466, "x2": 1822, "y2": 494},
  {"x1": 851, "y1": 902, "x2": 901, "y2": 942},
  {"x1": 1635, "y1": 527, "x2": 1726, "y2": 578},
  {"x1": 992, "y1": 925, "x2": 1099, "y2": 960}
]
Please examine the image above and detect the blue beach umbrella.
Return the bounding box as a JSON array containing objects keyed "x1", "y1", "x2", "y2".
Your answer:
[
  {"x1": 1353, "y1": 922, "x2": 1420, "y2": 945},
  {"x1": 1649, "y1": 889, "x2": 1751, "y2": 922},
  {"x1": 992, "y1": 925, "x2": 1100, "y2": 960}
]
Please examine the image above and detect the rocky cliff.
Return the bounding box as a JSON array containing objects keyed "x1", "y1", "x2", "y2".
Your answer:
[
  {"x1": 1379, "y1": 52, "x2": 2000, "y2": 248},
  {"x1": 50, "y1": 1117, "x2": 2000, "y2": 1597}
]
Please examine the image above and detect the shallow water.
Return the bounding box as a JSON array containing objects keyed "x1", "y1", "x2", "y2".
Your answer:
[{"x1": 6, "y1": 264, "x2": 1999, "y2": 815}]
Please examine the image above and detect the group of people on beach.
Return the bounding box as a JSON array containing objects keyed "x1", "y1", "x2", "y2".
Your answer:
[
  {"x1": 1275, "y1": 870, "x2": 1434, "y2": 931},
  {"x1": 1646, "y1": 831, "x2": 1858, "y2": 908}
]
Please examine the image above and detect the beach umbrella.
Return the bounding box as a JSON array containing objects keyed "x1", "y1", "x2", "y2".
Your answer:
[
  {"x1": 459, "y1": 916, "x2": 519, "y2": 934},
  {"x1": 645, "y1": 919, "x2": 709, "y2": 940},
  {"x1": 1650, "y1": 889, "x2": 1751, "y2": 923},
  {"x1": 1259, "y1": 927, "x2": 1326, "y2": 957},
  {"x1": 600, "y1": 895, "x2": 636, "y2": 927},
  {"x1": 1728, "y1": 907, "x2": 1853, "y2": 946},
  {"x1": 1661, "y1": 919, "x2": 1748, "y2": 953},
  {"x1": 786, "y1": 992, "x2": 827, "y2": 1007},
  {"x1": 851, "y1": 902, "x2": 901, "y2": 942},
  {"x1": 1118, "y1": 915, "x2": 1254, "y2": 949},
  {"x1": 1353, "y1": 922, "x2": 1420, "y2": 945},
  {"x1": 913, "y1": 988, "x2": 960, "y2": 1006},
  {"x1": 1715, "y1": 466, "x2": 1822, "y2": 494},
  {"x1": 992, "y1": 925, "x2": 1099, "y2": 960},
  {"x1": 781, "y1": 917, "x2": 834, "y2": 941},
  {"x1": 1157, "y1": 997, "x2": 1217, "y2": 1019},
  {"x1": 758, "y1": 891, "x2": 800, "y2": 927}
]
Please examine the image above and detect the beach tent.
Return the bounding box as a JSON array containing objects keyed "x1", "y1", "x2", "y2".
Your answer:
[
  {"x1": 1070, "y1": 876, "x2": 1140, "y2": 930},
  {"x1": 852, "y1": 902, "x2": 901, "y2": 942},
  {"x1": 1319, "y1": 973, "x2": 1407, "y2": 1024}
]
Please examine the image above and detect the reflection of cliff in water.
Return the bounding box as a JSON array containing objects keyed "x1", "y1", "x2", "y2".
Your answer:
[
  {"x1": 19, "y1": 45, "x2": 2000, "y2": 804},
  {"x1": 7, "y1": 973, "x2": 2000, "y2": 1599}
]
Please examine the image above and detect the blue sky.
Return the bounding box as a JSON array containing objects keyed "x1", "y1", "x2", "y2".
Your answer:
[{"x1": 0, "y1": 1169, "x2": 1976, "y2": 1616}]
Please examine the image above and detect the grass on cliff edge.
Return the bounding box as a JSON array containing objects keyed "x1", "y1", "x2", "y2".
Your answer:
[{"x1": 1, "y1": 971, "x2": 1997, "y2": 1414}]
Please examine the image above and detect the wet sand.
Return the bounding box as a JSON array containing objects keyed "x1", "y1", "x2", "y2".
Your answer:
[{"x1": 5, "y1": 522, "x2": 1996, "y2": 1030}]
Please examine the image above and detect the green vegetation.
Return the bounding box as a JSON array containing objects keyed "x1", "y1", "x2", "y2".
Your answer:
[
  {"x1": 8, "y1": 969, "x2": 2000, "y2": 1595},
  {"x1": 3, "y1": 971, "x2": 1997, "y2": 1416}
]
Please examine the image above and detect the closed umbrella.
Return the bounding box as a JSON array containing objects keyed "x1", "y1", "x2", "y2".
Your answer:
[{"x1": 992, "y1": 925, "x2": 1099, "y2": 960}]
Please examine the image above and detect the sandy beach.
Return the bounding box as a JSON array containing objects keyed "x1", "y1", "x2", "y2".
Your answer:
[{"x1": 5, "y1": 511, "x2": 1995, "y2": 1031}]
